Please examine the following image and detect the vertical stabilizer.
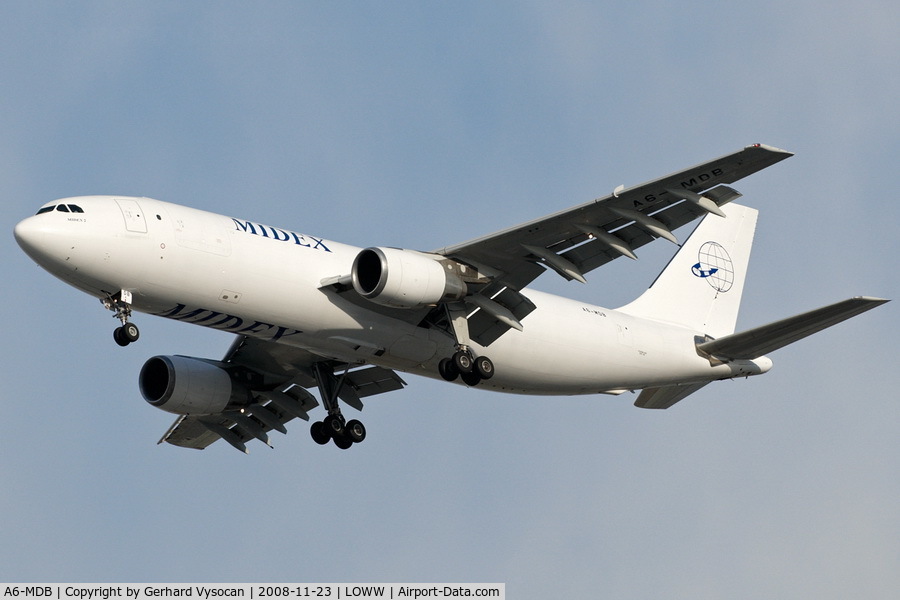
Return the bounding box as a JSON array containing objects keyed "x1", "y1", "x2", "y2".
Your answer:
[{"x1": 618, "y1": 203, "x2": 757, "y2": 337}]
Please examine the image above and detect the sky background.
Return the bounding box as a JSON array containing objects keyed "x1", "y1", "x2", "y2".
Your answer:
[{"x1": 2, "y1": 1, "x2": 897, "y2": 597}]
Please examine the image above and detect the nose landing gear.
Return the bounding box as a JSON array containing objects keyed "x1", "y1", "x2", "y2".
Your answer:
[{"x1": 102, "y1": 290, "x2": 140, "y2": 347}]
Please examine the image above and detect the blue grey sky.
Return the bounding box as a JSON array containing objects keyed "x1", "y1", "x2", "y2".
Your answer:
[{"x1": 2, "y1": 2, "x2": 897, "y2": 597}]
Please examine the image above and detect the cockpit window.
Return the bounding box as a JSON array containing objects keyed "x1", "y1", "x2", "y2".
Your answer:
[
  {"x1": 35, "y1": 203, "x2": 85, "y2": 215},
  {"x1": 35, "y1": 204, "x2": 85, "y2": 215}
]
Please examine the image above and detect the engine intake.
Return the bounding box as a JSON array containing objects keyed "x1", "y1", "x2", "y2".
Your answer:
[
  {"x1": 351, "y1": 247, "x2": 467, "y2": 309},
  {"x1": 139, "y1": 355, "x2": 247, "y2": 415}
]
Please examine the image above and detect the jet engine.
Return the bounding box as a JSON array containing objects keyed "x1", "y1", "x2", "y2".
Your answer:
[
  {"x1": 351, "y1": 247, "x2": 468, "y2": 309},
  {"x1": 139, "y1": 355, "x2": 249, "y2": 415}
]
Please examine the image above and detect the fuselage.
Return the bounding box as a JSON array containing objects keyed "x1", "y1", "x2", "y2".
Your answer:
[{"x1": 14, "y1": 196, "x2": 768, "y2": 396}]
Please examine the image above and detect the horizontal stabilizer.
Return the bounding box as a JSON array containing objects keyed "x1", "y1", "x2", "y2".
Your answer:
[
  {"x1": 635, "y1": 382, "x2": 710, "y2": 409},
  {"x1": 697, "y1": 297, "x2": 889, "y2": 361}
]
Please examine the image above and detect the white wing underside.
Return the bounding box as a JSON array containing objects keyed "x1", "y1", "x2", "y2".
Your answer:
[{"x1": 159, "y1": 336, "x2": 406, "y2": 451}]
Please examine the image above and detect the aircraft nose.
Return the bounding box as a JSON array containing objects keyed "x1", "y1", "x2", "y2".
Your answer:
[
  {"x1": 14, "y1": 216, "x2": 43, "y2": 257},
  {"x1": 14, "y1": 214, "x2": 72, "y2": 268}
]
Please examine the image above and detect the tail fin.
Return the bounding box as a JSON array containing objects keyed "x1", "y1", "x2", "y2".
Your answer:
[{"x1": 618, "y1": 202, "x2": 757, "y2": 337}]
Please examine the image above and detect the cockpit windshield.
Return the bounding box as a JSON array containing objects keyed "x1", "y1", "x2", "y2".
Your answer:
[{"x1": 36, "y1": 204, "x2": 85, "y2": 215}]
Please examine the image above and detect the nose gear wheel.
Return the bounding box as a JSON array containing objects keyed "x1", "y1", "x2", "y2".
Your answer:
[
  {"x1": 113, "y1": 322, "x2": 140, "y2": 346},
  {"x1": 103, "y1": 291, "x2": 140, "y2": 347}
]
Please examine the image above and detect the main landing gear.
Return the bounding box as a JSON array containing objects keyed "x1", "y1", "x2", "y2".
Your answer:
[
  {"x1": 438, "y1": 348, "x2": 494, "y2": 386},
  {"x1": 308, "y1": 363, "x2": 366, "y2": 450},
  {"x1": 103, "y1": 290, "x2": 140, "y2": 347},
  {"x1": 437, "y1": 303, "x2": 495, "y2": 386}
]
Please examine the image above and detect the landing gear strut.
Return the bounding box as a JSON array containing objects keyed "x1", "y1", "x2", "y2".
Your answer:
[
  {"x1": 308, "y1": 363, "x2": 366, "y2": 450},
  {"x1": 436, "y1": 302, "x2": 495, "y2": 386},
  {"x1": 103, "y1": 291, "x2": 140, "y2": 347}
]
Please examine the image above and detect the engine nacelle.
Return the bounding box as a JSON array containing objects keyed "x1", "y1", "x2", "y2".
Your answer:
[
  {"x1": 139, "y1": 355, "x2": 248, "y2": 415},
  {"x1": 351, "y1": 247, "x2": 467, "y2": 309}
]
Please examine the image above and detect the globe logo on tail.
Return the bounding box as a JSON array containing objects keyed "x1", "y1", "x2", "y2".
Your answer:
[{"x1": 692, "y1": 241, "x2": 734, "y2": 292}]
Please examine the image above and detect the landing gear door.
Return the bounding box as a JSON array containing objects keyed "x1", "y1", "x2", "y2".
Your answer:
[{"x1": 116, "y1": 198, "x2": 147, "y2": 233}]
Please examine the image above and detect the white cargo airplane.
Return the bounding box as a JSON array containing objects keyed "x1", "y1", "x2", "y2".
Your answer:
[{"x1": 14, "y1": 144, "x2": 888, "y2": 452}]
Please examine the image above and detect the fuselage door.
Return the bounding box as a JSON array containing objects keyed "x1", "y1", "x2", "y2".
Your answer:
[{"x1": 116, "y1": 198, "x2": 148, "y2": 233}]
